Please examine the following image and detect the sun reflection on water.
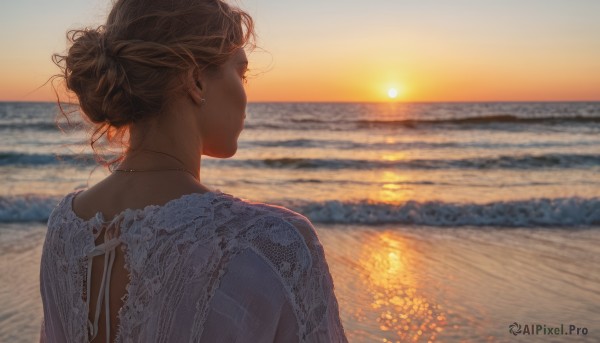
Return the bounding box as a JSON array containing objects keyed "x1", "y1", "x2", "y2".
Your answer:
[
  {"x1": 377, "y1": 170, "x2": 415, "y2": 204},
  {"x1": 357, "y1": 231, "x2": 447, "y2": 342}
]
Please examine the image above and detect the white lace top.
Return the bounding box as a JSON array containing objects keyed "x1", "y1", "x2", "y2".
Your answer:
[{"x1": 39, "y1": 188, "x2": 348, "y2": 342}]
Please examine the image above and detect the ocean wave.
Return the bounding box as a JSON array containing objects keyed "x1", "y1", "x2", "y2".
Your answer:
[
  {"x1": 2, "y1": 194, "x2": 598, "y2": 227},
  {"x1": 0, "y1": 121, "x2": 85, "y2": 131},
  {"x1": 246, "y1": 139, "x2": 599, "y2": 150},
  {"x1": 0, "y1": 122, "x2": 59, "y2": 131},
  {"x1": 246, "y1": 139, "x2": 472, "y2": 150},
  {"x1": 3, "y1": 116, "x2": 599, "y2": 132},
  {"x1": 356, "y1": 114, "x2": 600, "y2": 128},
  {"x1": 249, "y1": 154, "x2": 600, "y2": 170},
  {"x1": 0, "y1": 152, "x2": 96, "y2": 166},
  {"x1": 246, "y1": 114, "x2": 600, "y2": 131},
  {"x1": 0, "y1": 194, "x2": 62, "y2": 223},
  {"x1": 4, "y1": 151, "x2": 599, "y2": 169},
  {"x1": 3, "y1": 113, "x2": 600, "y2": 133},
  {"x1": 285, "y1": 113, "x2": 600, "y2": 126},
  {"x1": 247, "y1": 139, "x2": 326, "y2": 148},
  {"x1": 292, "y1": 197, "x2": 600, "y2": 227}
]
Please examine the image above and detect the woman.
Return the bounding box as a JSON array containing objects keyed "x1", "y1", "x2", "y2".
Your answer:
[{"x1": 39, "y1": 0, "x2": 348, "y2": 342}]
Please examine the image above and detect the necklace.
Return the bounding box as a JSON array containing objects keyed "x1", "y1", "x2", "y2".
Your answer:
[{"x1": 113, "y1": 148, "x2": 199, "y2": 181}]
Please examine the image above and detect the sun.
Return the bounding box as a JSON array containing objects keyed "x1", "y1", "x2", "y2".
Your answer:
[{"x1": 387, "y1": 88, "x2": 398, "y2": 99}]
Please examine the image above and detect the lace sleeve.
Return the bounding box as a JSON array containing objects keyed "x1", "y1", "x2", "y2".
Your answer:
[
  {"x1": 210, "y1": 206, "x2": 348, "y2": 342},
  {"x1": 284, "y1": 214, "x2": 349, "y2": 343},
  {"x1": 200, "y1": 248, "x2": 299, "y2": 342}
]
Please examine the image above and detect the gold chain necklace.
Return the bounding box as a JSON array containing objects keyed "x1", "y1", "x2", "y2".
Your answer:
[{"x1": 113, "y1": 148, "x2": 199, "y2": 181}]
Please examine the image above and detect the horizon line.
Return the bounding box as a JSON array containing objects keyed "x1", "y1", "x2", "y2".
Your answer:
[{"x1": 1, "y1": 99, "x2": 600, "y2": 105}]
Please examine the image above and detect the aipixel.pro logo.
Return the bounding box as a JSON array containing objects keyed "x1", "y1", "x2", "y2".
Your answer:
[{"x1": 509, "y1": 322, "x2": 588, "y2": 336}]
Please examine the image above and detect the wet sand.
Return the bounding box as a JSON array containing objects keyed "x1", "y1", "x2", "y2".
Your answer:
[
  {"x1": 319, "y1": 225, "x2": 600, "y2": 342},
  {"x1": 0, "y1": 224, "x2": 45, "y2": 342},
  {"x1": 1, "y1": 223, "x2": 599, "y2": 342}
]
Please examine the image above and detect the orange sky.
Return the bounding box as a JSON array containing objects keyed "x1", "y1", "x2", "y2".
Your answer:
[{"x1": 1, "y1": 0, "x2": 599, "y2": 103}]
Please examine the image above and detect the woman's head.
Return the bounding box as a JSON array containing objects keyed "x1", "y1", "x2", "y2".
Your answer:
[{"x1": 53, "y1": 0, "x2": 254, "y2": 166}]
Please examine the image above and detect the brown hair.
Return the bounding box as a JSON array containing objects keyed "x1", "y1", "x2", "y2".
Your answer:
[{"x1": 52, "y1": 0, "x2": 254, "y2": 169}]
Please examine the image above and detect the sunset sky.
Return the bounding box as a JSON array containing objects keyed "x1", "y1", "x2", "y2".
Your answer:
[{"x1": 1, "y1": 0, "x2": 599, "y2": 102}]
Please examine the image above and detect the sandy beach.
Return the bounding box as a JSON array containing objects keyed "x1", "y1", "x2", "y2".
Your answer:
[{"x1": 2, "y1": 222, "x2": 599, "y2": 342}]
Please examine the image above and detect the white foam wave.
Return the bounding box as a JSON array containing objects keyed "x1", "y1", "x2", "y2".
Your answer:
[
  {"x1": 2, "y1": 195, "x2": 599, "y2": 227},
  {"x1": 293, "y1": 197, "x2": 600, "y2": 227},
  {"x1": 0, "y1": 195, "x2": 60, "y2": 223}
]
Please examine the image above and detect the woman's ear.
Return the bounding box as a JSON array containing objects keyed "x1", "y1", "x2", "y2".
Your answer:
[{"x1": 186, "y1": 68, "x2": 205, "y2": 106}]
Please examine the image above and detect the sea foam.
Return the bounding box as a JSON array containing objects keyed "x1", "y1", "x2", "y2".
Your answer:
[
  {"x1": 2, "y1": 194, "x2": 598, "y2": 227},
  {"x1": 0, "y1": 194, "x2": 61, "y2": 223},
  {"x1": 291, "y1": 197, "x2": 600, "y2": 227}
]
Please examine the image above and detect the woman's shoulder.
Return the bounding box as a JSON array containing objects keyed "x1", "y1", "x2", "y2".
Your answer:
[
  {"x1": 224, "y1": 194, "x2": 322, "y2": 250},
  {"x1": 46, "y1": 189, "x2": 82, "y2": 227},
  {"x1": 222, "y1": 196, "x2": 329, "y2": 286}
]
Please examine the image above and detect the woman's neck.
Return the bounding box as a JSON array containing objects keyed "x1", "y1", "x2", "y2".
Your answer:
[{"x1": 125, "y1": 103, "x2": 202, "y2": 180}]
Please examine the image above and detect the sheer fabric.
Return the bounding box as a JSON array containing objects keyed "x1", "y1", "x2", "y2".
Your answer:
[{"x1": 39, "y1": 189, "x2": 348, "y2": 342}]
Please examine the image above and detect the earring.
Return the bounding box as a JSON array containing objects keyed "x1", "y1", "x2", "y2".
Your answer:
[{"x1": 196, "y1": 81, "x2": 206, "y2": 105}]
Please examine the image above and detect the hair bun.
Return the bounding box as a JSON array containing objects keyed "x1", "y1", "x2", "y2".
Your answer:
[{"x1": 64, "y1": 27, "x2": 135, "y2": 127}]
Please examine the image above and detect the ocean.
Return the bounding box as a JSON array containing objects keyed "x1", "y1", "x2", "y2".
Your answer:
[{"x1": 1, "y1": 101, "x2": 599, "y2": 342}]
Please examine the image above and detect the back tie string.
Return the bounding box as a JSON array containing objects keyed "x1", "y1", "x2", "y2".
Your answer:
[{"x1": 86, "y1": 212, "x2": 124, "y2": 343}]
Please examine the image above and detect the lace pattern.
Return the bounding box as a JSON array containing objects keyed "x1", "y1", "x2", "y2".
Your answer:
[{"x1": 40, "y1": 190, "x2": 348, "y2": 342}]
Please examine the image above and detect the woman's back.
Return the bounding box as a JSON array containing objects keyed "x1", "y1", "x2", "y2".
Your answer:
[
  {"x1": 40, "y1": 184, "x2": 347, "y2": 342},
  {"x1": 41, "y1": 0, "x2": 347, "y2": 341},
  {"x1": 63, "y1": 173, "x2": 213, "y2": 342}
]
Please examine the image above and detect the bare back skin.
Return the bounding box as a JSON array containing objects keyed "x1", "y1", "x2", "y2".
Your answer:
[{"x1": 72, "y1": 173, "x2": 212, "y2": 342}]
